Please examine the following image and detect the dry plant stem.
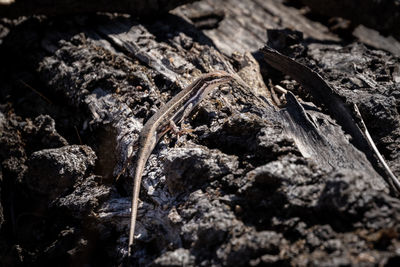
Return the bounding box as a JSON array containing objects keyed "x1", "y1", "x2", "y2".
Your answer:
[{"x1": 353, "y1": 105, "x2": 400, "y2": 192}]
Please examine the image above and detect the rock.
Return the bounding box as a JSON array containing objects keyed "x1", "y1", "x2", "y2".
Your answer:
[
  {"x1": 23, "y1": 115, "x2": 69, "y2": 152},
  {"x1": 151, "y1": 248, "x2": 195, "y2": 267},
  {"x1": 25, "y1": 145, "x2": 96, "y2": 200},
  {"x1": 216, "y1": 231, "x2": 286, "y2": 266},
  {"x1": 164, "y1": 146, "x2": 239, "y2": 194},
  {"x1": 53, "y1": 175, "x2": 111, "y2": 218}
]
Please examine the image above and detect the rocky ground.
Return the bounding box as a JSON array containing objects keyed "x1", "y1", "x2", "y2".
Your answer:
[{"x1": 1, "y1": 0, "x2": 400, "y2": 266}]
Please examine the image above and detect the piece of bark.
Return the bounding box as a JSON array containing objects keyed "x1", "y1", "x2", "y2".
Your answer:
[
  {"x1": 299, "y1": 0, "x2": 400, "y2": 40},
  {"x1": 173, "y1": 0, "x2": 339, "y2": 55},
  {"x1": 0, "y1": 0, "x2": 195, "y2": 18},
  {"x1": 353, "y1": 25, "x2": 400, "y2": 56}
]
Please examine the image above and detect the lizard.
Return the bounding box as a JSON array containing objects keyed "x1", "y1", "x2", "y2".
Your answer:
[{"x1": 128, "y1": 71, "x2": 234, "y2": 254}]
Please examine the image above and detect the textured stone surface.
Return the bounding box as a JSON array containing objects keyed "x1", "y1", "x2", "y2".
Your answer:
[{"x1": 25, "y1": 145, "x2": 96, "y2": 200}]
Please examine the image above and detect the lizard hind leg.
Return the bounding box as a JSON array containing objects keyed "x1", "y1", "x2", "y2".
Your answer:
[
  {"x1": 169, "y1": 102, "x2": 196, "y2": 138},
  {"x1": 169, "y1": 119, "x2": 195, "y2": 139}
]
